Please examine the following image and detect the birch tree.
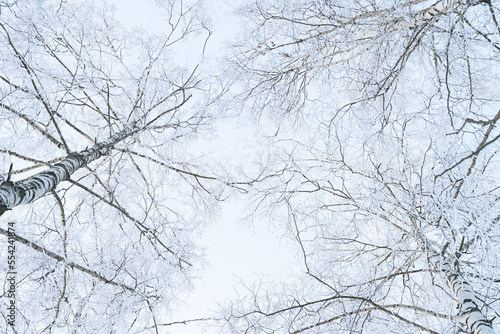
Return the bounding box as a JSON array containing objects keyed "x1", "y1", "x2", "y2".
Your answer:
[
  {"x1": 219, "y1": 0, "x2": 500, "y2": 333},
  {"x1": 0, "y1": 0, "x2": 226, "y2": 332}
]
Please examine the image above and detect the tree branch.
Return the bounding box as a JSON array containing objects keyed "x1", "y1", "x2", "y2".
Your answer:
[{"x1": 0, "y1": 227, "x2": 136, "y2": 293}]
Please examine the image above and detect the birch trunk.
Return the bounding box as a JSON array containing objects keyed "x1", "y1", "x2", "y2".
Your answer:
[
  {"x1": 0, "y1": 122, "x2": 140, "y2": 216},
  {"x1": 429, "y1": 253, "x2": 495, "y2": 334}
]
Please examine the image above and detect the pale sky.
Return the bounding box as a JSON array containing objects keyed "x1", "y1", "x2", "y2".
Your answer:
[{"x1": 105, "y1": 1, "x2": 301, "y2": 332}]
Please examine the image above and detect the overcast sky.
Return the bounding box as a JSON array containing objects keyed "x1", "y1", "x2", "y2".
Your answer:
[{"x1": 105, "y1": 1, "x2": 300, "y2": 332}]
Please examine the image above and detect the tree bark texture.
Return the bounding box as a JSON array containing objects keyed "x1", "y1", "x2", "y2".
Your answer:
[
  {"x1": 429, "y1": 252, "x2": 495, "y2": 334},
  {"x1": 441, "y1": 257, "x2": 495, "y2": 334},
  {"x1": 0, "y1": 123, "x2": 139, "y2": 216}
]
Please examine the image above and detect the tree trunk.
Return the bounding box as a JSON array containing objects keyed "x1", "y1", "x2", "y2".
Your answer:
[
  {"x1": 430, "y1": 253, "x2": 495, "y2": 334},
  {"x1": 0, "y1": 123, "x2": 139, "y2": 216}
]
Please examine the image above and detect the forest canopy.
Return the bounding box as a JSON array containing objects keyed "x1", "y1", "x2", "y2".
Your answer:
[{"x1": 2, "y1": 0, "x2": 500, "y2": 333}]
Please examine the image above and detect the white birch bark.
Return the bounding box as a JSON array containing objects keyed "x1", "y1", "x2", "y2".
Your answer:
[
  {"x1": 429, "y1": 252, "x2": 495, "y2": 334},
  {"x1": 0, "y1": 122, "x2": 140, "y2": 215}
]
